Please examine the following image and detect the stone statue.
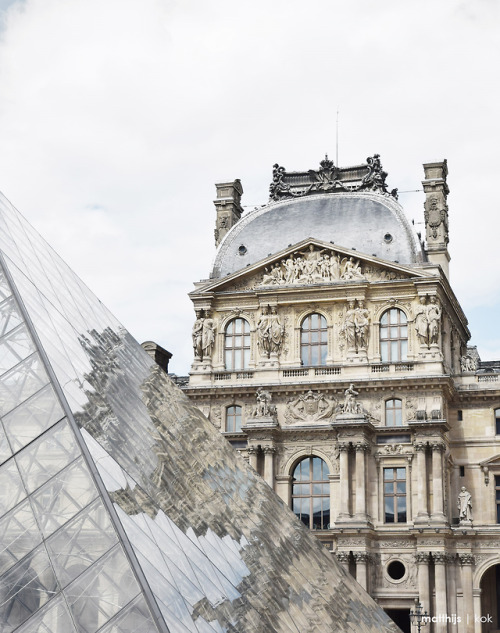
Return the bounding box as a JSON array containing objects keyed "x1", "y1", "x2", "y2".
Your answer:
[
  {"x1": 253, "y1": 387, "x2": 275, "y2": 417},
  {"x1": 355, "y1": 300, "x2": 370, "y2": 350},
  {"x1": 201, "y1": 312, "x2": 216, "y2": 359},
  {"x1": 192, "y1": 310, "x2": 204, "y2": 359},
  {"x1": 341, "y1": 257, "x2": 364, "y2": 280},
  {"x1": 256, "y1": 306, "x2": 271, "y2": 357},
  {"x1": 342, "y1": 384, "x2": 360, "y2": 414},
  {"x1": 457, "y1": 486, "x2": 472, "y2": 522},
  {"x1": 269, "y1": 307, "x2": 284, "y2": 354},
  {"x1": 460, "y1": 355, "x2": 477, "y2": 373},
  {"x1": 414, "y1": 296, "x2": 429, "y2": 346},
  {"x1": 341, "y1": 300, "x2": 357, "y2": 350},
  {"x1": 427, "y1": 296, "x2": 441, "y2": 345}
]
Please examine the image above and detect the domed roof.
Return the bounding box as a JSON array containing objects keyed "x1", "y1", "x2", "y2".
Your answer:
[{"x1": 212, "y1": 191, "x2": 424, "y2": 278}]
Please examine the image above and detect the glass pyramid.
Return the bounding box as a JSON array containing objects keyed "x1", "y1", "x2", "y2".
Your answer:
[{"x1": 0, "y1": 192, "x2": 398, "y2": 633}]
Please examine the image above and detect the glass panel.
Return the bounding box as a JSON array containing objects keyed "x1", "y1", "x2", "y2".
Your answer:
[
  {"x1": 65, "y1": 545, "x2": 140, "y2": 633},
  {"x1": 0, "y1": 325, "x2": 36, "y2": 374},
  {"x1": 401, "y1": 340, "x2": 408, "y2": 360},
  {"x1": 31, "y1": 458, "x2": 98, "y2": 537},
  {"x1": 397, "y1": 482, "x2": 406, "y2": 493},
  {"x1": 14, "y1": 594, "x2": 77, "y2": 633},
  {"x1": 2, "y1": 384, "x2": 64, "y2": 453},
  {"x1": 0, "y1": 458, "x2": 26, "y2": 514},
  {"x1": 385, "y1": 500, "x2": 394, "y2": 523},
  {"x1": 234, "y1": 319, "x2": 242, "y2": 334},
  {"x1": 397, "y1": 497, "x2": 407, "y2": 522},
  {"x1": 0, "y1": 499, "x2": 42, "y2": 575},
  {"x1": 383, "y1": 469, "x2": 392, "y2": 481},
  {"x1": 391, "y1": 340, "x2": 398, "y2": 360},
  {"x1": 0, "y1": 296, "x2": 23, "y2": 337},
  {"x1": 0, "y1": 269, "x2": 12, "y2": 300},
  {"x1": 97, "y1": 595, "x2": 157, "y2": 633},
  {"x1": 0, "y1": 353, "x2": 49, "y2": 416},
  {"x1": 380, "y1": 341, "x2": 388, "y2": 363},
  {"x1": 396, "y1": 468, "x2": 406, "y2": 479},
  {"x1": 384, "y1": 483, "x2": 393, "y2": 494},
  {"x1": 0, "y1": 423, "x2": 12, "y2": 465},
  {"x1": 16, "y1": 419, "x2": 79, "y2": 493},
  {"x1": 0, "y1": 544, "x2": 58, "y2": 633},
  {"x1": 46, "y1": 498, "x2": 118, "y2": 588}
]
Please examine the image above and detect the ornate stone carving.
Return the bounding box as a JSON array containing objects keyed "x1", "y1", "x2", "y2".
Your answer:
[
  {"x1": 192, "y1": 310, "x2": 204, "y2": 359},
  {"x1": 269, "y1": 154, "x2": 397, "y2": 201},
  {"x1": 458, "y1": 553, "x2": 475, "y2": 566},
  {"x1": 341, "y1": 300, "x2": 370, "y2": 353},
  {"x1": 424, "y1": 194, "x2": 449, "y2": 244},
  {"x1": 257, "y1": 305, "x2": 285, "y2": 358},
  {"x1": 353, "y1": 552, "x2": 372, "y2": 564},
  {"x1": 432, "y1": 552, "x2": 447, "y2": 564},
  {"x1": 258, "y1": 245, "x2": 366, "y2": 287},
  {"x1": 382, "y1": 444, "x2": 404, "y2": 455},
  {"x1": 336, "y1": 551, "x2": 351, "y2": 563},
  {"x1": 460, "y1": 354, "x2": 477, "y2": 373},
  {"x1": 192, "y1": 309, "x2": 216, "y2": 360},
  {"x1": 415, "y1": 553, "x2": 431, "y2": 563},
  {"x1": 285, "y1": 390, "x2": 336, "y2": 423},
  {"x1": 458, "y1": 487, "x2": 473, "y2": 523}
]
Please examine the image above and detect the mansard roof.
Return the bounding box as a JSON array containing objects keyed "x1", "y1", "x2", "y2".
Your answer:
[{"x1": 212, "y1": 156, "x2": 424, "y2": 279}]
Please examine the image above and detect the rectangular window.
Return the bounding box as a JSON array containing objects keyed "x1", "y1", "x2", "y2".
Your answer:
[
  {"x1": 496, "y1": 476, "x2": 500, "y2": 524},
  {"x1": 384, "y1": 467, "x2": 406, "y2": 523},
  {"x1": 460, "y1": 466, "x2": 465, "y2": 477},
  {"x1": 495, "y1": 409, "x2": 500, "y2": 435},
  {"x1": 457, "y1": 410, "x2": 463, "y2": 421}
]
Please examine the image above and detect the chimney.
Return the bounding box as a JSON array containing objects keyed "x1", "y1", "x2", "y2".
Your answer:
[
  {"x1": 213, "y1": 179, "x2": 243, "y2": 246},
  {"x1": 422, "y1": 160, "x2": 450, "y2": 279}
]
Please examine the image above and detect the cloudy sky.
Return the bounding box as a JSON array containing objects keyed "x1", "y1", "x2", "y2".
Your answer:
[{"x1": 0, "y1": 0, "x2": 498, "y2": 374}]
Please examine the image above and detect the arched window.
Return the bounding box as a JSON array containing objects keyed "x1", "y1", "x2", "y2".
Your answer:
[
  {"x1": 291, "y1": 456, "x2": 330, "y2": 530},
  {"x1": 385, "y1": 399, "x2": 403, "y2": 426},
  {"x1": 300, "y1": 313, "x2": 328, "y2": 366},
  {"x1": 380, "y1": 308, "x2": 407, "y2": 363},
  {"x1": 226, "y1": 405, "x2": 242, "y2": 432},
  {"x1": 224, "y1": 318, "x2": 250, "y2": 370}
]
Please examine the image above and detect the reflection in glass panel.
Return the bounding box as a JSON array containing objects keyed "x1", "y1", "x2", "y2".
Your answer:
[
  {"x1": 0, "y1": 423, "x2": 12, "y2": 465},
  {"x1": 46, "y1": 498, "x2": 118, "y2": 588},
  {"x1": 0, "y1": 499, "x2": 42, "y2": 575},
  {"x1": 0, "y1": 544, "x2": 58, "y2": 633},
  {"x1": 31, "y1": 458, "x2": 98, "y2": 537},
  {"x1": 2, "y1": 384, "x2": 64, "y2": 453},
  {"x1": 0, "y1": 353, "x2": 49, "y2": 416},
  {"x1": 65, "y1": 545, "x2": 140, "y2": 633},
  {"x1": 15, "y1": 594, "x2": 77, "y2": 633},
  {"x1": 16, "y1": 419, "x2": 79, "y2": 493},
  {"x1": 0, "y1": 458, "x2": 26, "y2": 514}
]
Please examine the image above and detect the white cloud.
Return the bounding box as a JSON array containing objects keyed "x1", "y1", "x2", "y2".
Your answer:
[{"x1": 0, "y1": 0, "x2": 498, "y2": 372}]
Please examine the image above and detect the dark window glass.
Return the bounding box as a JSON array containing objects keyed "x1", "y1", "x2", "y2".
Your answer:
[
  {"x1": 226, "y1": 406, "x2": 242, "y2": 433},
  {"x1": 292, "y1": 457, "x2": 330, "y2": 530},
  {"x1": 384, "y1": 467, "x2": 406, "y2": 523},
  {"x1": 380, "y1": 309, "x2": 408, "y2": 363},
  {"x1": 224, "y1": 318, "x2": 250, "y2": 370},
  {"x1": 495, "y1": 408, "x2": 500, "y2": 435},
  {"x1": 385, "y1": 399, "x2": 403, "y2": 426},
  {"x1": 457, "y1": 410, "x2": 463, "y2": 422},
  {"x1": 300, "y1": 314, "x2": 327, "y2": 367},
  {"x1": 496, "y1": 475, "x2": 500, "y2": 524}
]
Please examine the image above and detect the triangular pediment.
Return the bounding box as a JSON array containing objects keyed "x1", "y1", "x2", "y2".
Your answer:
[{"x1": 192, "y1": 238, "x2": 431, "y2": 295}]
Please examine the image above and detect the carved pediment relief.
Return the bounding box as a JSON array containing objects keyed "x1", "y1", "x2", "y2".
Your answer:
[
  {"x1": 191, "y1": 239, "x2": 427, "y2": 297},
  {"x1": 285, "y1": 390, "x2": 337, "y2": 424}
]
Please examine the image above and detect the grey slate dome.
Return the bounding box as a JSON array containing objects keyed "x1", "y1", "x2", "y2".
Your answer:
[{"x1": 212, "y1": 191, "x2": 423, "y2": 278}]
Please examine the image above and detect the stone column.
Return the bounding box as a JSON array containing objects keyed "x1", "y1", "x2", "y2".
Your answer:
[
  {"x1": 414, "y1": 442, "x2": 429, "y2": 522},
  {"x1": 415, "y1": 553, "x2": 431, "y2": 617},
  {"x1": 353, "y1": 552, "x2": 369, "y2": 591},
  {"x1": 431, "y1": 442, "x2": 446, "y2": 522},
  {"x1": 263, "y1": 447, "x2": 275, "y2": 488},
  {"x1": 338, "y1": 443, "x2": 351, "y2": 519},
  {"x1": 459, "y1": 554, "x2": 474, "y2": 633},
  {"x1": 336, "y1": 551, "x2": 350, "y2": 572},
  {"x1": 433, "y1": 553, "x2": 448, "y2": 633},
  {"x1": 355, "y1": 442, "x2": 368, "y2": 519},
  {"x1": 247, "y1": 446, "x2": 258, "y2": 471},
  {"x1": 446, "y1": 554, "x2": 458, "y2": 633}
]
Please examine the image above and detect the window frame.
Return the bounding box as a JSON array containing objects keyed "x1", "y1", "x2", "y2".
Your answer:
[
  {"x1": 496, "y1": 475, "x2": 500, "y2": 524},
  {"x1": 225, "y1": 405, "x2": 242, "y2": 433},
  {"x1": 495, "y1": 408, "x2": 500, "y2": 435},
  {"x1": 300, "y1": 313, "x2": 328, "y2": 367},
  {"x1": 380, "y1": 308, "x2": 408, "y2": 363},
  {"x1": 383, "y1": 466, "x2": 407, "y2": 524},
  {"x1": 224, "y1": 318, "x2": 251, "y2": 371},
  {"x1": 291, "y1": 456, "x2": 330, "y2": 531},
  {"x1": 385, "y1": 398, "x2": 403, "y2": 427}
]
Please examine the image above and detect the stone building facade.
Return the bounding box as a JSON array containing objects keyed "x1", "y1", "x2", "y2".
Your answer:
[{"x1": 183, "y1": 156, "x2": 500, "y2": 633}]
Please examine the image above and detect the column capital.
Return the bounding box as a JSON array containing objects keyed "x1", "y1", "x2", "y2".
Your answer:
[
  {"x1": 247, "y1": 446, "x2": 259, "y2": 455},
  {"x1": 336, "y1": 551, "x2": 350, "y2": 563},
  {"x1": 413, "y1": 441, "x2": 428, "y2": 452},
  {"x1": 431, "y1": 441, "x2": 446, "y2": 452},
  {"x1": 263, "y1": 446, "x2": 276, "y2": 455},
  {"x1": 355, "y1": 442, "x2": 370, "y2": 452},
  {"x1": 445, "y1": 553, "x2": 457, "y2": 565},
  {"x1": 338, "y1": 442, "x2": 351, "y2": 452},
  {"x1": 432, "y1": 552, "x2": 447, "y2": 565},
  {"x1": 415, "y1": 552, "x2": 431, "y2": 564},
  {"x1": 353, "y1": 552, "x2": 371, "y2": 563},
  {"x1": 458, "y1": 553, "x2": 475, "y2": 566}
]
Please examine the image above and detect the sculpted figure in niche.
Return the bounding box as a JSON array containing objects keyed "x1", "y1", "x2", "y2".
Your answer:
[
  {"x1": 458, "y1": 486, "x2": 473, "y2": 522},
  {"x1": 414, "y1": 296, "x2": 429, "y2": 346},
  {"x1": 356, "y1": 300, "x2": 370, "y2": 349},
  {"x1": 256, "y1": 306, "x2": 271, "y2": 357},
  {"x1": 341, "y1": 299, "x2": 370, "y2": 352},
  {"x1": 269, "y1": 307, "x2": 284, "y2": 354},
  {"x1": 460, "y1": 355, "x2": 477, "y2": 373},
  {"x1": 192, "y1": 310, "x2": 204, "y2": 359},
  {"x1": 427, "y1": 296, "x2": 441, "y2": 345},
  {"x1": 202, "y1": 312, "x2": 216, "y2": 359},
  {"x1": 342, "y1": 300, "x2": 357, "y2": 350}
]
